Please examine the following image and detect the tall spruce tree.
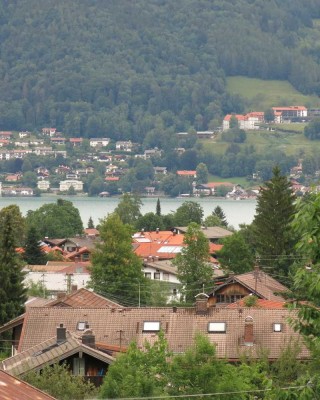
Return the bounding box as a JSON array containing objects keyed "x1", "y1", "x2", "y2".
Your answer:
[
  {"x1": 252, "y1": 166, "x2": 296, "y2": 277},
  {"x1": 87, "y1": 216, "x2": 95, "y2": 229},
  {"x1": 24, "y1": 226, "x2": 47, "y2": 265},
  {"x1": 212, "y1": 206, "x2": 228, "y2": 227},
  {"x1": 0, "y1": 209, "x2": 27, "y2": 328}
]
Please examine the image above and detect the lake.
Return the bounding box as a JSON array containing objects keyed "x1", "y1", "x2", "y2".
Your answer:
[{"x1": 0, "y1": 196, "x2": 257, "y2": 229}]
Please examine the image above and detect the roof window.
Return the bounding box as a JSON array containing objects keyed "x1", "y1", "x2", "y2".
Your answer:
[
  {"x1": 77, "y1": 321, "x2": 87, "y2": 331},
  {"x1": 208, "y1": 322, "x2": 226, "y2": 333},
  {"x1": 143, "y1": 321, "x2": 160, "y2": 332}
]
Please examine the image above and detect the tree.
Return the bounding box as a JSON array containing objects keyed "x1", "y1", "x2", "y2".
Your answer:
[
  {"x1": 0, "y1": 205, "x2": 26, "y2": 246},
  {"x1": 22, "y1": 171, "x2": 38, "y2": 188},
  {"x1": 26, "y1": 199, "x2": 84, "y2": 238},
  {"x1": 23, "y1": 226, "x2": 47, "y2": 265},
  {"x1": 99, "y1": 332, "x2": 170, "y2": 399},
  {"x1": 229, "y1": 115, "x2": 238, "y2": 129},
  {"x1": 174, "y1": 201, "x2": 203, "y2": 226},
  {"x1": 114, "y1": 193, "x2": 142, "y2": 226},
  {"x1": 89, "y1": 213, "x2": 150, "y2": 305},
  {"x1": 173, "y1": 223, "x2": 212, "y2": 303},
  {"x1": 87, "y1": 216, "x2": 95, "y2": 229},
  {"x1": 0, "y1": 208, "x2": 27, "y2": 329},
  {"x1": 24, "y1": 363, "x2": 97, "y2": 400},
  {"x1": 217, "y1": 232, "x2": 254, "y2": 274},
  {"x1": 204, "y1": 214, "x2": 225, "y2": 227},
  {"x1": 252, "y1": 166, "x2": 296, "y2": 277},
  {"x1": 67, "y1": 185, "x2": 76, "y2": 195},
  {"x1": 264, "y1": 108, "x2": 275, "y2": 123},
  {"x1": 135, "y1": 212, "x2": 165, "y2": 232},
  {"x1": 156, "y1": 198, "x2": 161, "y2": 216},
  {"x1": 212, "y1": 205, "x2": 228, "y2": 227},
  {"x1": 196, "y1": 162, "x2": 209, "y2": 184},
  {"x1": 26, "y1": 280, "x2": 48, "y2": 298},
  {"x1": 304, "y1": 118, "x2": 320, "y2": 140}
]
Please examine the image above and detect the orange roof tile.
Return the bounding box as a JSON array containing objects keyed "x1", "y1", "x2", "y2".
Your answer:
[
  {"x1": 227, "y1": 298, "x2": 285, "y2": 309},
  {"x1": 176, "y1": 170, "x2": 196, "y2": 176}
]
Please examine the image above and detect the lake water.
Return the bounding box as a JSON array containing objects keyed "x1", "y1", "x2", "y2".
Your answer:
[{"x1": 0, "y1": 196, "x2": 257, "y2": 229}]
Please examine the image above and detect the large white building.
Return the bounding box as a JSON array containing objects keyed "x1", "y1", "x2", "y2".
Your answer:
[
  {"x1": 59, "y1": 180, "x2": 83, "y2": 192},
  {"x1": 222, "y1": 112, "x2": 264, "y2": 131}
]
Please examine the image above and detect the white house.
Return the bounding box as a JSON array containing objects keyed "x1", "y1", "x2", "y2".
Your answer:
[
  {"x1": 59, "y1": 180, "x2": 83, "y2": 192},
  {"x1": 223, "y1": 112, "x2": 264, "y2": 131},
  {"x1": 89, "y1": 138, "x2": 110, "y2": 148},
  {"x1": 115, "y1": 140, "x2": 133, "y2": 152},
  {"x1": 37, "y1": 180, "x2": 50, "y2": 191}
]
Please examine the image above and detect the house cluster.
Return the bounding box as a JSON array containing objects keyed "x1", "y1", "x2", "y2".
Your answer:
[
  {"x1": 222, "y1": 106, "x2": 309, "y2": 131},
  {"x1": 22, "y1": 226, "x2": 232, "y2": 298},
  {"x1": 0, "y1": 267, "x2": 310, "y2": 393}
]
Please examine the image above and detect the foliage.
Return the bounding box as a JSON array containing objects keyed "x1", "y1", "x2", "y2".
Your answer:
[
  {"x1": 196, "y1": 162, "x2": 209, "y2": 184},
  {"x1": 23, "y1": 363, "x2": 97, "y2": 400},
  {"x1": 304, "y1": 118, "x2": 320, "y2": 140},
  {"x1": 26, "y1": 199, "x2": 84, "y2": 238},
  {"x1": 87, "y1": 216, "x2": 94, "y2": 229},
  {"x1": 204, "y1": 214, "x2": 225, "y2": 227},
  {"x1": 0, "y1": 204, "x2": 26, "y2": 246},
  {"x1": 26, "y1": 280, "x2": 48, "y2": 298},
  {"x1": 135, "y1": 212, "x2": 165, "y2": 232},
  {"x1": 23, "y1": 226, "x2": 47, "y2": 265},
  {"x1": 114, "y1": 193, "x2": 142, "y2": 226},
  {"x1": 212, "y1": 205, "x2": 228, "y2": 227},
  {"x1": 217, "y1": 232, "x2": 255, "y2": 274},
  {"x1": 0, "y1": 208, "x2": 27, "y2": 329},
  {"x1": 264, "y1": 108, "x2": 275, "y2": 123},
  {"x1": 252, "y1": 166, "x2": 296, "y2": 278},
  {"x1": 222, "y1": 127, "x2": 247, "y2": 143},
  {"x1": 243, "y1": 294, "x2": 258, "y2": 307},
  {"x1": 99, "y1": 331, "x2": 170, "y2": 399},
  {"x1": 90, "y1": 213, "x2": 150, "y2": 306},
  {"x1": 156, "y1": 197, "x2": 161, "y2": 216},
  {"x1": 173, "y1": 223, "x2": 211, "y2": 303},
  {"x1": 174, "y1": 201, "x2": 203, "y2": 226}
]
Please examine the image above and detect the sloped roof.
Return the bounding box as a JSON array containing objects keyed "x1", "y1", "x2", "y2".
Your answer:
[
  {"x1": 133, "y1": 231, "x2": 185, "y2": 245},
  {"x1": 227, "y1": 298, "x2": 285, "y2": 309},
  {"x1": 0, "y1": 370, "x2": 56, "y2": 400},
  {"x1": 212, "y1": 269, "x2": 288, "y2": 302},
  {"x1": 47, "y1": 288, "x2": 122, "y2": 309},
  {"x1": 174, "y1": 226, "x2": 233, "y2": 240},
  {"x1": 16, "y1": 306, "x2": 309, "y2": 360},
  {"x1": 1, "y1": 331, "x2": 114, "y2": 377}
]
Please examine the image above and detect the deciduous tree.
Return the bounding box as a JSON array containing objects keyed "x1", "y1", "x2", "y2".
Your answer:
[
  {"x1": 90, "y1": 213, "x2": 149, "y2": 305},
  {"x1": 173, "y1": 223, "x2": 212, "y2": 303},
  {"x1": 174, "y1": 201, "x2": 203, "y2": 226},
  {"x1": 114, "y1": 193, "x2": 142, "y2": 226}
]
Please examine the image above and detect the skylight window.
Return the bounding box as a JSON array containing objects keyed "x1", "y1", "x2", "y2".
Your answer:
[
  {"x1": 273, "y1": 323, "x2": 282, "y2": 332},
  {"x1": 77, "y1": 321, "x2": 87, "y2": 331},
  {"x1": 143, "y1": 321, "x2": 160, "y2": 332},
  {"x1": 208, "y1": 322, "x2": 226, "y2": 333}
]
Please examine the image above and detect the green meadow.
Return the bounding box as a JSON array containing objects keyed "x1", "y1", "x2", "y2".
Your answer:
[{"x1": 226, "y1": 76, "x2": 320, "y2": 110}]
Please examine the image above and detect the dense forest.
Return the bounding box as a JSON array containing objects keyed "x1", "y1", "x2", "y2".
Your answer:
[{"x1": 0, "y1": 0, "x2": 320, "y2": 144}]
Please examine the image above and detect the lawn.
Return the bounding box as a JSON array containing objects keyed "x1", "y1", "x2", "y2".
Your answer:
[{"x1": 226, "y1": 76, "x2": 320, "y2": 110}]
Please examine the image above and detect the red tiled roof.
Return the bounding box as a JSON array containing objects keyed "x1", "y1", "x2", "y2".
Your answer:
[
  {"x1": 133, "y1": 231, "x2": 185, "y2": 245},
  {"x1": 105, "y1": 176, "x2": 120, "y2": 181},
  {"x1": 0, "y1": 370, "x2": 56, "y2": 400},
  {"x1": 176, "y1": 170, "x2": 196, "y2": 176},
  {"x1": 227, "y1": 298, "x2": 285, "y2": 309}
]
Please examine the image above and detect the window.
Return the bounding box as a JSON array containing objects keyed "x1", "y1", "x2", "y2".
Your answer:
[
  {"x1": 172, "y1": 288, "x2": 177, "y2": 296},
  {"x1": 77, "y1": 321, "x2": 86, "y2": 331},
  {"x1": 208, "y1": 322, "x2": 226, "y2": 333},
  {"x1": 145, "y1": 272, "x2": 151, "y2": 279},
  {"x1": 163, "y1": 273, "x2": 169, "y2": 281},
  {"x1": 143, "y1": 321, "x2": 160, "y2": 332},
  {"x1": 154, "y1": 272, "x2": 160, "y2": 280},
  {"x1": 273, "y1": 323, "x2": 282, "y2": 332}
]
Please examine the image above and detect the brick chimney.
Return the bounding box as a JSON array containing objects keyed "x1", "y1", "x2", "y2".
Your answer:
[
  {"x1": 244, "y1": 316, "x2": 254, "y2": 346},
  {"x1": 57, "y1": 323, "x2": 67, "y2": 344},
  {"x1": 195, "y1": 293, "x2": 209, "y2": 314},
  {"x1": 71, "y1": 284, "x2": 78, "y2": 293},
  {"x1": 81, "y1": 325, "x2": 95, "y2": 348}
]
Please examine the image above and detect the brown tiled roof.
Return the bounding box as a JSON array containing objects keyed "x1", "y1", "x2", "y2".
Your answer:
[
  {"x1": 227, "y1": 298, "x2": 285, "y2": 309},
  {"x1": 235, "y1": 270, "x2": 288, "y2": 301},
  {"x1": 174, "y1": 226, "x2": 233, "y2": 240},
  {"x1": 0, "y1": 370, "x2": 56, "y2": 400},
  {"x1": 17, "y1": 306, "x2": 310, "y2": 360},
  {"x1": 1, "y1": 332, "x2": 114, "y2": 377},
  {"x1": 46, "y1": 288, "x2": 121, "y2": 309}
]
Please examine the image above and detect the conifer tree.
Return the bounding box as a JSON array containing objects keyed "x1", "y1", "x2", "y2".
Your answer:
[
  {"x1": 156, "y1": 198, "x2": 161, "y2": 216},
  {"x1": 252, "y1": 166, "x2": 296, "y2": 277},
  {"x1": 24, "y1": 226, "x2": 47, "y2": 265},
  {"x1": 212, "y1": 206, "x2": 228, "y2": 227},
  {"x1": 0, "y1": 209, "x2": 27, "y2": 327},
  {"x1": 87, "y1": 216, "x2": 95, "y2": 229}
]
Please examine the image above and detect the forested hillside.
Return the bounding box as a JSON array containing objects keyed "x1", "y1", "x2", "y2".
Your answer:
[{"x1": 0, "y1": 0, "x2": 320, "y2": 145}]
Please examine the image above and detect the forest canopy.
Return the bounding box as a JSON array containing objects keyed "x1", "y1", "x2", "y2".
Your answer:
[{"x1": 0, "y1": 0, "x2": 319, "y2": 141}]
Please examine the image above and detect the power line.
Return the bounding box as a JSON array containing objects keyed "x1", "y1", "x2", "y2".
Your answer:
[{"x1": 102, "y1": 385, "x2": 310, "y2": 400}]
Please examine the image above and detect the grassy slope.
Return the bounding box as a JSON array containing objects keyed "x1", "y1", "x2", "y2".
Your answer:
[{"x1": 226, "y1": 76, "x2": 320, "y2": 110}]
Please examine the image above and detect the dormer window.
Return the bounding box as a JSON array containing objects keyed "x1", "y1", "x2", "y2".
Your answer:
[
  {"x1": 208, "y1": 322, "x2": 226, "y2": 333},
  {"x1": 273, "y1": 323, "x2": 282, "y2": 332},
  {"x1": 77, "y1": 321, "x2": 87, "y2": 331},
  {"x1": 143, "y1": 321, "x2": 160, "y2": 332}
]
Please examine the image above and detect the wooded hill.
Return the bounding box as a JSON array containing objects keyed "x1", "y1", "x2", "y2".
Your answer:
[{"x1": 0, "y1": 0, "x2": 320, "y2": 145}]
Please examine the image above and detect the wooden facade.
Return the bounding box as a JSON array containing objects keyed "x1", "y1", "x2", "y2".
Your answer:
[{"x1": 208, "y1": 282, "x2": 251, "y2": 307}]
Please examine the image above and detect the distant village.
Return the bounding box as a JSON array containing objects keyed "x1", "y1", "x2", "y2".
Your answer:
[{"x1": 0, "y1": 105, "x2": 318, "y2": 199}]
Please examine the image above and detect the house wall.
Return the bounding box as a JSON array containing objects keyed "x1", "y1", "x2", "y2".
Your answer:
[
  {"x1": 208, "y1": 282, "x2": 251, "y2": 306},
  {"x1": 24, "y1": 272, "x2": 90, "y2": 293}
]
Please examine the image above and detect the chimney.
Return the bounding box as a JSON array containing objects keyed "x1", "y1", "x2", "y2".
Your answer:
[
  {"x1": 156, "y1": 228, "x2": 159, "y2": 234},
  {"x1": 57, "y1": 323, "x2": 66, "y2": 344},
  {"x1": 81, "y1": 326, "x2": 95, "y2": 348},
  {"x1": 244, "y1": 317, "x2": 254, "y2": 346},
  {"x1": 57, "y1": 292, "x2": 66, "y2": 300},
  {"x1": 172, "y1": 306, "x2": 177, "y2": 313},
  {"x1": 195, "y1": 293, "x2": 209, "y2": 314},
  {"x1": 172, "y1": 229, "x2": 176, "y2": 236},
  {"x1": 71, "y1": 284, "x2": 78, "y2": 293}
]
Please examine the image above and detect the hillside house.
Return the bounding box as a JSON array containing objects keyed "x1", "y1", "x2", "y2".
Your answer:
[
  {"x1": 272, "y1": 106, "x2": 307, "y2": 122},
  {"x1": 59, "y1": 180, "x2": 83, "y2": 192},
  {"x1": 223, "y1": 112, "x2": 264, "y2": 131},
  {"x1": 115, "y1": 140, "x2": 133, "y2": 152},
  {"x1": 89, "y1": 138, "x2": 110, "y2": 148},
  {"x1": 69, "y1": 138, "x2": 83, "y2": 147}
]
